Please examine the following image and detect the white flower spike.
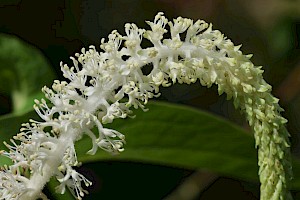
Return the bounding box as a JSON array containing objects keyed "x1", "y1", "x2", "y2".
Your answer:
[{"x1": 0, "y1": 12, "x2": 292, "y2": 200}]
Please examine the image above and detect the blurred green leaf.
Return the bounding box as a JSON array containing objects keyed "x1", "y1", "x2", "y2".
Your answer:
[
  {"x1": 0, "y1": 33, "x2": 55, "y2": 114},
  {"x1": 1, "y1": 100, "x2": 300, "y2": 194},
  {"x1": 75, "y1": 101, "x2": 300, "y2": 189},
  {"x1": 269, "y1": 17, "x2": 299, "y2": 59},
  {"x1": 76, "y1": 101, "x2": 258, "y2": 180}
]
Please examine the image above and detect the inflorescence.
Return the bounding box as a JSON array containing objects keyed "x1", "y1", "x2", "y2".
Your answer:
[{"x1": 0, "y1": 12, "x2": 292, "y2": 200}]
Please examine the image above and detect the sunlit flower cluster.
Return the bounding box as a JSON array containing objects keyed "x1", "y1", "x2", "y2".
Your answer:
[{"x1": 0, "y1": 12, "x2": 292, "y2": 200}]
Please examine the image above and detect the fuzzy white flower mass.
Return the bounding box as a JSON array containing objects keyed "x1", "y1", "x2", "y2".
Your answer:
[{"x1": 0, "y1": 12, "x2": 292, "y2": 200}]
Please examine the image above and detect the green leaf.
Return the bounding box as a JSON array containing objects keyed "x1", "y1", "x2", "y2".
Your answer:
[
  {"x1": 76, "y1": 101, "x2": 258, "y2": 180},
  {"x1": 1, "y1": 100, "x2": 300, "y2": 194},
  {"x1": 75, "y1": 101, "x2": 300, "y2": 189},
  {"x1": 0, "y1": 33, "x2": 55, "y2": 114}
]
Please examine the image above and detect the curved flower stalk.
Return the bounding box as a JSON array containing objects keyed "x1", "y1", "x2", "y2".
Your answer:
[{"x1": 0, "y1": 12, "x2": 292, "y2": 200}]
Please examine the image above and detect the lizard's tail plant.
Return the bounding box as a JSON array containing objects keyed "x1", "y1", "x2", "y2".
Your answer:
[{"x1": 0, "y1": 12, "x2": 293, "y2": 200}]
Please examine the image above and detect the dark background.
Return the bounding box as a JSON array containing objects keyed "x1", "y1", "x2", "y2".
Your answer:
[{"x1": 1, "y1": 0, "x2": 300, "y2": 199}]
